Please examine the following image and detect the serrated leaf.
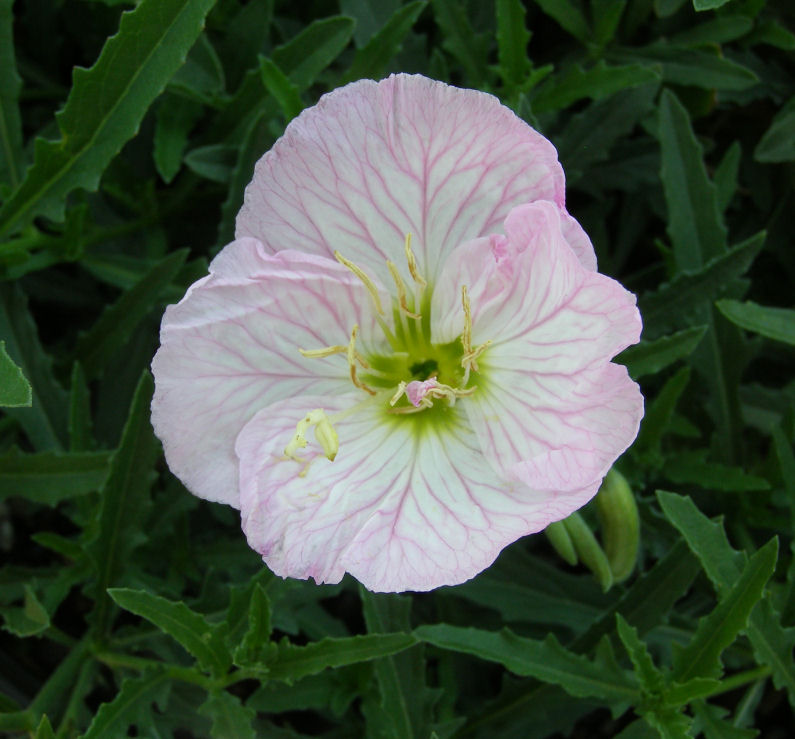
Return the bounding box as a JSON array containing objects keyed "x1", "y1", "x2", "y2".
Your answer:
[
  {"x1": 691, "y1": 702, "x2": 758, "y2": 739},
  {"x1": 615, "y1": 615, "x2": 665, "y2": 694},
  {"x1": 198, "y1": 690, "x2": 256, "y2": 739},
  {"x1": 641, "y1": 707, "x2": 693, "y2": 739},
  {"x1": 0, "y1": 0, "x2": 23, "y2": 189},
  {"x1": 86, "y1": 372, "x2": 157, "y2": 635},
  {"x1": 658, "y1": 89, "x2": 726, "y2": 271},
  {"x1": 234, "y1": 584, "x2": 272, "y2": 667},
  {"x1": 80, "y1": 670, "x2": 169, "y2": 739},
  {"x1": 0, "y1": 0, "x2": 217, "y2": 237},
  {"x1": 0, "y1": 340, "x2": 31, "y2": 407},
  {"x1": 75, "y1": 249, "x2": 188, "y2": 380},
  {"x1": 271, "y1": 16, "x2": 355, "y2": 93},
  {"x1": 658, "y1": 492, "x2": 795, "y2": 705},
  {"x1": 259, "y1": 57, "x2": 304, "y2": 122},
  {"x1": 267, "y1": 633, "x2": 418, "y2": 683},
  {"x1": 169, "y1": 32, "x2": 225, "y2": 103},
  {"x1": 344, "y1": 1, "x2": 427, "y2": 84},
  {"x1": 431, "y1": 0, "x2": 489, "y2": 87},
  {"x1": 0, "y1": 449, "x2": 111, "y2": 504},
  {"x1": 0, "y1": 284, "x2": 68, "y2": 449},
  {"x1": 109, "y1": 588, "x2": 231, "y2": 676},
  {"x1": 716, "y1": 300, "x2": 795, "y2": 346},
  {"x1": 496, "y1": 0, "x2": 531, "y2": 90},
  {"x1": 673, "y1": 538, "x2": 777, "y2": 681},
  {"x1": 639, "y1": 231, "x2": 764, "y2": 338},
  {"x1": 534, "y1": 0, "x2": 590, "y2": 43},
  {"x1": 663, "y1": 677, "x2": 721, "y2": 707},
  {"x1": 532, "y1": 62, "x2": 659, "y2": 113},
  {"x1": 415, "y1": 625, "x2": 638, "y2": 707},
  {"x1": 0, "y1": 585, "x2": 49, "y2": 637},
  {"x1": 617, "y1": 326, "x2": 707, "y2": 379}
]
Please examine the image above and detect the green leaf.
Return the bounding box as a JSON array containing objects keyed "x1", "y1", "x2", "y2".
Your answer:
[
  {"x1": 658, "y1": 89, "x2": 726, "y2": 271},
  {"x1": 716, "y1": 300, "x2": 795, "y2": 346},
  {"x1": 68, "y1": 362, "x2": 92, "y2": 452},
  {"x1": 34, "y1": 715, "x2": 55, "y2": 739},
  {"x1": 0, "y1": 340, "x2": 31, "y2": 407},
  {"x1": 184, "y1": 144, "x2": 237, "y2": 183},
  {"x1": 109, "y1": 588, "x2": 231, "y2": 676},
  {"x1": 670, "y1": 15, "x2": 752, "y2": 46},
  {"x1": 81, "y1": 670, "x2": 170, "y2": 739},
  {"x1": 664, "y1": 451, "x2": 771, "y2": 492},
  {"x1": 0, "y1": 0, "x2": 23, "y2": 189},
  {"x1": 271, "y1": 16, "x2": 356, "y2": 92},
  {"x1": 415, "y1": 625, "x2": 638, "y2": 707},
  {"x1": 0, "y1": 284, "x2": 69, "y2": 450},
  {"x1": 259, "y1": 58, "x2": 304, "y2": 122},
  {"x1": 0, "y1": 0, "x2": 217, "y2": 237},
  {"x1": 344, "y1": 1, "x2": 427, "y2": 84},
  {"x1": 0, "y1": 585, "x2": 50, "y2": 637},
  {"x1": 714, "y1": 141, "x2": 741, "y2": 213},
  {"x1": 496, "y1": 0, "x2": 532, "y2": 90},
  {"x1": 615, "y1": 615, "x2": 665, "y2": 694},
  {"x1": 431, "y1": 0, "x2": 489, "y2": 87},
  {"x1": 635, "y1": 366, "x2": 691, "y2": 463},
  {"x1": 234, "y1": 584, "x2": 273, "y2": 667},
  {"x1": 658, "y1": 492, "x2": 795, "y2": 705},
  {"x1": 532, "y1": 62, "x2": 659, "y2": 113},
  {"x1": 169, "y1": 32, "x2": 225, "y2": 103},
  {"x1": 75, "y1": 249, "x2": 188, "y2": 380},
  {"x1": 153, "y1": 93, "x2": 203, "y2": 183},
  {"x1": 534, "y1": 0, "x2": 590, "y2": 43},
  {"x1": 673, "y1": 538, "x2": 777, "y2": 681},
  {"x1": 612, "y1": 44, "x2": 758, "y2": 91},
  {"x1": 617, "y1": 326, "x2": 707, "y2": 379},
  {"x1": 639, "y1": 232, "x2": 764, "y2": 338},
  {"x1": 691, "y1": 702, "x2": 758, "y2": 739},
  {"x1": 591, "y1": 0, "x2": 627, "y2": 47},
  {"x1": 86, "y1": 372, "x2": 158, "y2": 635},
  {"x1": 267, "y1": 633, "x2": 418, "y2": 683},
  {"x1": 0, "y1": 449, "x2": 111, "y2": 504},
  {"x1": 693, "y1": 0, "x2": 732, "y2": 10},
  {"x1": 198, "y1": 690, "x2": 256, "y2": 739}
]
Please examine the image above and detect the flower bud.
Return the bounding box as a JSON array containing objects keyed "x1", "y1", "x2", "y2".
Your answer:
[{"x1": 594, "y1": 468, "x2": 639, "y2": 583}]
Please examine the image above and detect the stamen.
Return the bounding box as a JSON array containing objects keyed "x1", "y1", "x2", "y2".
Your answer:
[
  {"x1": 347, "y1": 325, "x2": 376, "y2": 395},
  {"x1": 299, "y1": 344, "x2": 369, "y2": 368},
  {"x1": 335, "y1": 251, "x2": 384, "y2": 316},
  {"x1": 461, "y1": 285, "x2": 473, "y2": 358},
  {"x1": 404, "y1": 233, "x2": 426, "y2": 287},
  {"x1": 284, "y1": 409, "x2": 339, "y2": 464},
  {"x1": 387, "y1": 261, "x2": 421, "y2": 319}
]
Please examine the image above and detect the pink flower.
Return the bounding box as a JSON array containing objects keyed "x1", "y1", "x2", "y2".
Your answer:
[{"x1": 151, "y1": 75, "x2": 643, "y2": 592}]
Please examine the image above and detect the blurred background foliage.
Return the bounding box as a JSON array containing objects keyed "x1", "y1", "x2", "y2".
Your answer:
[{"x1": 0, "y1": 0, "x2": 794, "y2": 736}]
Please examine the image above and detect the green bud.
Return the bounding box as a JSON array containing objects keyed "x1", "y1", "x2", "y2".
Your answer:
[
  {"x1": 563, "y1": 512, "x2": 613, "y2": 592},
  {"x1": 594, "y1": 468, "x2": 639, "y2": 583},
  {"x1": 544, "y1": 520, "x2": 579, "y2": 566}
]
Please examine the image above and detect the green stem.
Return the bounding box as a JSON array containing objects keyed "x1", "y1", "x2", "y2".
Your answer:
[
  {"x1": 93, "y1": 651, "x2": 214, "y2": 689},
  {"x1": 699, "y1": 665, "x2": 771, "y2": 699}
]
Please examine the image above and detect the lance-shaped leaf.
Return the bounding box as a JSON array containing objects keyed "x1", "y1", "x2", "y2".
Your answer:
[
  {"x1": 198, "y1": 690, "x2": 256, "y2": 739},
  {"x1": 0, "y1": 449, "x2": 111, "y2": 505},
  {"x1": 431, "y1": 0, "x2": 489, "y2": 87},
  {"x1": 85, "y1": 372, "x2": 157, "y2": 635},
  {"x1": 496, "y1": 0, "x2": 531, "y2": 92},
  {"x1": 233, "y1": 584, "x2": 272, "y2": 667},
  {"x1": 755, "y1": 96, "x2": 795, "y2": 163},
  {"x1": 617, "y1": 326, "x2": 707, "y2": 379},
  {"x1": 673, "y1": 538, "x2": 777, "y2": 682},
  {"x1": 658, "y1": 491, "x2": 795, "y2": 705},
  {"x1": 716, "y1": 300, "x2": 795, "y2": 346},
  {"x1": 0, "y1": 341, "x2": 31, "y2": 407},
  {"x1": 615, "y1": 615, "x2": 665, "y2": 695},
  {"x1": 258, "y1": 58, "x2": 303, "y2": 122},
  {"x1": 266, "y1": 633, "x2": 418, "y2": 683},
  {"x1": 415, "y1": 624, "x2": 638, "y2": 710},
  {"x1": 109, "y1": 588, "x2": 231, "y2": 676},
  {"x1": 0, "y1": 0, "x2": 216, "y2": 237},
  {"x1": 0, "y1": 0, "x2": 23, "y2": 189}
]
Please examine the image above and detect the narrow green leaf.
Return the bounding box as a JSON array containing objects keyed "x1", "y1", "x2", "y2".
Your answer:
[
  {"x1": 184, "y1": 144, "x2": 237, "y2": 183},
  {"x1": 0, "y1": 284, "x2": 69, "y2": 449},
  {"x1": 259, "y1": 58, "x2": 304, "y2": 122},
  {"x1": 716, "y1": 300, "x2": 795, "y2": 346},
  {"x1": 415, "y1": 625, "x2": 638, "y2": 706},
  {"x1": 34, "y1": 715, "x2": 55, "y2": 739},
  {"x1": 234, "y1": 584, "x2": 273, "y2": 667},
  {"x1": 75, "y1": 249, "x2": 188, "y2": 380},
  {"x1": 198, "y1": 690, "x2": 256, "y2": 739},
  {"x1": 0, "y1": 340, "x2": 31, "y2": 407},
  {"x1": 641, "y1": 707, "x2": 693, "y2": 739},
  {"x1": 532, "y1": 62, "x2": 659, "y2": 113},
  {"x1": 431, "y1": 0, "x2": 489, "y2": 87},
  {"x1": 635, "y1": 366, "x2": 690, "y2": 462},
  {"x1": 0, "y1": 0, "x2": 217, "y2": 237},
  {"x1": 615, "y1": 615, "x2": 665, "y2": 694},
  {"x1": 658, "y1": 89, "x2": 726, "y2": 271},
  {"x1": 81, "y1": 670, "x2": 169, "y2": 739},
  {"x1": 0, "y1": 449, "x2": 111, "y2": 504},
  {"x1": 617, "y1": 326, "x2": 707, "y2": 379},
  {"x1": 691, "y1": 702, "x2": 758, "y2": 739},
  {"x1": 639, "y1": 232, "x2": 764, "y2": 337},
  {"x1": 658, "y1": 491, "x2": 795, "y2": 705},
  {"x1": 153, "y1": 93, "x2": 203, "y2": 183},
  {"x1": 0, "y1": 585, "x2": 50, "y2": 637},
  {"x1": 0, "y1": 0, "x2": 23, "y2": 189},
  {"x1": 714, "y1": 141, "x2": 741, "y2": 213},
  {"x1": 341, "y1": 0, "x2": 401, "y2": 47},
  {"x1": 534, "y1": 0, "x2": 590, "y2": 43},
  {"x1": 86, "y1": 372, "x2": 157, "y2": 635},
  {"x1": 68, "y1": 363, "x2": 91, "y2": 452},
  {"x1": 169, "y1": 32, "x2": 226, "y2": 103},
  {"x1": 496, "y1": 0, "x2": 531, "y2": 90},
  {"x1": 664, "y1": 451, "x2": 771, "y2": 492},
  {"x1": 267, "y1": 633, "x2": 418, "y2": 683},
  {"x1": 271, "y1": 16, "x2": 355, "y2": 92},
  {"x1": 670, "y1": 16, "x2": 752, "y2": 46},
  {"x1": 673, "y1": 539, "x2": 777, "y2": 681},
  {"x1": 344, "y1": 1, "x2": 427, "y2": 84},
  {"x1": 663, "y1": 677, "x2": 721, "y2": 707},
  {"x1": 693, "y1": 0, "x2": 733, "y2": 10},
  {"x1": 591, "y1": 0, "x2": 627, "y2": 47},
  {"x1": 109, "y1": 588, "x2": 230, "y2": 676}
]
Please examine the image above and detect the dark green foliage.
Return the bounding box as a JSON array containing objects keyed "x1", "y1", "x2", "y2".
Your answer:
[{"x1": 1, "y1": 0, "x2": 793, "y2": 736}]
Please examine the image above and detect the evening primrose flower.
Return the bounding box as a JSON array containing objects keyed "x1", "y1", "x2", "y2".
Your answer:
[{"x1": 151, "y1": 74, "x2": 643, "y2": 592}]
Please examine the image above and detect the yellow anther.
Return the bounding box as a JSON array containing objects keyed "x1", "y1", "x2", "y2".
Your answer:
[
  {"x1": 404, "y1": 233, "x2": 426, "y2": 287},
  {"x1": 347, "y1": 325, "x2": 376, "y2": 395},
  {"x1": 299, "y1": 345, "x2": 369, "y2": 368},
  {"x1": 284, "y1": 409, "x2": 339, "y2": 464},
  {"x1": 387, "y1": 261, "x2": 421, "y2": 319},
  {"x1": 335, "y1": 251, "x2": 384, "y2": 316},
  {"x1": 389, "y1": 381, "x2": 408, "y2": 407},
  {"x1": 461, "y1": 285, "x2": 473, "y2": 357}
]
